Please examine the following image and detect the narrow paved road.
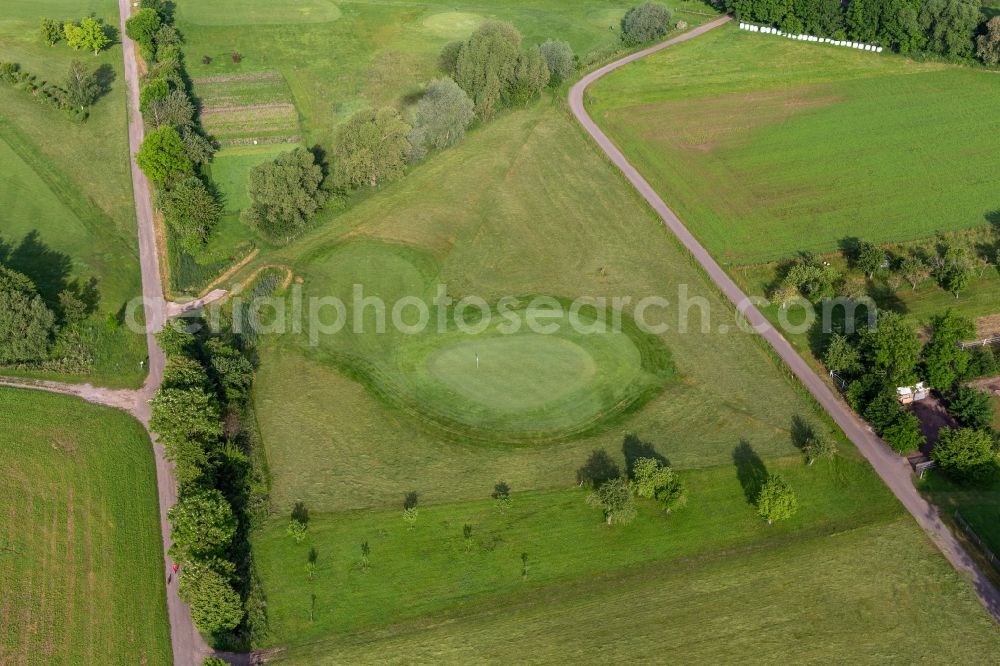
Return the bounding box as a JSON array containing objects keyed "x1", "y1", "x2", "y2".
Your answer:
[
  {"x1": 570, "y1": 15, "x2": 1000, "y2": 622},
  {"x1": 116, "y1": 1, "x2": 210, "y2": 663}
]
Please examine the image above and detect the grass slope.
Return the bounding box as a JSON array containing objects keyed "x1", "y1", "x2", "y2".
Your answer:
[
  {"x1": 0, "y1": 388, "x2": 171, "y2": 665},
  {"x1": 587, "y1": 24, "x2": 1000, "y2": 264}
]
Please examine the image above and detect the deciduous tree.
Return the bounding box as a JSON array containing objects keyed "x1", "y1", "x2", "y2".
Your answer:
[
  {"x1": 137, "y1": 126, "x2": 194, "y2": 187},
  {"x1": 40, "y1": 18, "x2": 62, "y2": 46},
  {"x1": 586, "y1": 477, "x2": 636, "y2": 525},
  {"x1": 0, "y1": 266, "x2": 55, "y2": 364},
  {"x1": 411, "y1": 78, "x2": 475, "y2": 154},
  {"x1": 977, "y1": 16, "x2": 1000, "y2": 64},
  {"x1": 168, "y1": 489, "x2": 237, "y2": 559},
  {"x1": 178, "y1": 559, "x2": 244, "y2": 634},
  {"x1": 621, "y1": 2, "x2": 673, "y2": 46},
  {"x1": 333, "y1": 107, "x2": 411, "y2": 189},
  {"x1": 539, "y1": 39, "x2": 575, "y2": 85},
  {"x1": 64, "y1": 60, "x2": 101, "y2": 109},
  {"x1": 157, "y1": 177, "x2": 221, "y2": 253},
  {"x1": 932, "y1": 427, "x2": 997, "y2": 482},
  {"x1": 756, "y1": 475, "x2": 797, "y2": 524},
  {"x1": 242, "y1": 148, "x2": 327, "y2": 242}
]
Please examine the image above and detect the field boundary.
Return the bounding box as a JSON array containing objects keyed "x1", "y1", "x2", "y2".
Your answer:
[{"x1": 955, "y1": 511, "x2": 1000, "y2": 574}]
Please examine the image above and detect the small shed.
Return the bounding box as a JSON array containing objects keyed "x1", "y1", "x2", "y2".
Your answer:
[{"x1": 897, "y1": 382, "x2": 931, "y2": 405}]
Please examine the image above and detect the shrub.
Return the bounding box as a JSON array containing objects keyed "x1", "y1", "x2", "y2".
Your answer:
[
  {"x1": 40, "y1": 18, "x2": 62, "y2": 46},
  {"x1": 0, "y1": 266, "x2": 56, "y2": 364},
  {"x1": 157, "y1": 177, "x2": 221, "y2": 253},
  {"x1": 179, "y1": 559, "x2": 244, "y2": 634},
  {"x1": 621, "y1": 2, "x2": 673, "y2": 46},
  {"x1": 168, "y1": 489, "x2": 237, "y2": 559},
  {"x1": 949, "y1": 386, "x2": 995, "y2": 431},
  {"x1": 137, "y1": 126, "x2": 194, "y2": 186},
  {"x1": 977, "y1": 16, "x2": 1000, "y2": 64},
  {"x1": 631, "y1": 457, "x2": 687, "y2": 511},
  {"x1": 126, "y1": 7, "x2": 162, "y2": 51}
]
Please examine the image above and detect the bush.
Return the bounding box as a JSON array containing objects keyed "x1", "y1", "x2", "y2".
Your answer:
[
  {"x1": 40, "y1": 18, "x2": 62, "y2": 46},
  {"x1": 621, "y1": 2, "x2": 673, "y2": 46},
  {"x1": 977, "y1": 16, "x2": 1000, "y2": 64},
  {"x1": 137, "y1": 125, "x2": 194, "y2": 187},
  {"x1": 179, "y1": 559, "x2": 244, "y2": 634},
  {"x1": 0, "y1": 266, "x2": 56, "y2": 364},
  {"x1": 157, "y1": 177, "x2": 221, "y2": 253},
  {"x1": 168, "y1": 489, "x2": 237, "y2": 559},
  {"x1": 454, "y1": 21, "x2": 522, "y2": 122},
  {"x1": 631, "y1": 457, "x2": 687, "y2": 512},
  {"x1": 126, "y1": 7, "x2": 162, "y2": 51}
]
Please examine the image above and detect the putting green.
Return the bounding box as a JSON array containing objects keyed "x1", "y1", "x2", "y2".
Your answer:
[
  {"x1": 382, "y1": 304, "x2": 673, "y2": 442},
  {"x1": 421, "y1": 11, "x2": 485, "y2": 38}
]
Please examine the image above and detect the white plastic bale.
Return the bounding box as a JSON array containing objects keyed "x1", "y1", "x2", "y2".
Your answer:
[{"x1": 876, "y1": 46, "x2": 883, "y2": 53}]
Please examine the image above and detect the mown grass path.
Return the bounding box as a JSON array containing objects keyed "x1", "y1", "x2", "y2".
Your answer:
[{"x1": 570, "y1": 14, "x2": 1000, "y2": 623}]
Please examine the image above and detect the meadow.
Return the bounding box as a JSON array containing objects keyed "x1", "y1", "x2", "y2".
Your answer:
[
  {"x1": 0, "y1": 0, "x2": 147, "y2": 386},
  {"x1": 587, "y1": 23, "x2": 1000, "y2": 264},
  {"x1": 0, "y1": 388, "x2": 171, "y2": 665}
]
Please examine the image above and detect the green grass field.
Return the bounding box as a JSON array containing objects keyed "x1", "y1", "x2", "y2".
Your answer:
[
  {"x1": 0, "y1": 388, "x2": 171, "y2": 665},
  {"x1": 0, "y1": 0, "x2": 147, "y2": 386},
  {"x1": 587, "y1": 24, "x2": 1000, "y2": 264}
]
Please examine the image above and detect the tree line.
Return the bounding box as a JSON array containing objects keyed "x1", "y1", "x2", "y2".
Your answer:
[
  {"x1": 151, "y1": 311, "x2": 269, "y2": 646},
  {"x1": 130, "y1": 0, "x2": 223, "y2": 257},
  {"x1": 725, "y1": 0, "x2": 1000, "y2": 63}
]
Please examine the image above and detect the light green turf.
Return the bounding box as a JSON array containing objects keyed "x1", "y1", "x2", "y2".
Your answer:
[
  {"x1": 178, "y1": 0, "x2": 343, "y2": 26},
  {"x1": 267, "y1": 518, "x2": 1000, "y2": 663},
  {"x1": 209, "y1": 143, "x2": 298, "y2": 213},
  {"x1": 0, "y1": 388, "x2": 171, "y2": 665},
  {"x1": 0, "y1": 0, "x2": 147, "y2": 387},
  {"x1": 587, "y1": 24, "x2": 1000, "y2": 264}
]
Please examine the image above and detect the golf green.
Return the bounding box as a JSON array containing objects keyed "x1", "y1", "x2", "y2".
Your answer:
[{"x1": 383, "y1": 304, "x2": 673, "y2": 442}]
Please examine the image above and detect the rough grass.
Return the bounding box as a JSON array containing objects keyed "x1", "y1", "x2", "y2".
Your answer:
[
  {"x1": 0, "y1": 388, "x2": 171, "y2": 665},
  {"x1": 256, "y1": 458, "x2": 1000, "y2": 660},
  {"x1": 587, "y1": 24, "x2": 1000, "y2": 264},
  {"x1": 0, "y1": 0, "x2": 146, "y2": 386}
]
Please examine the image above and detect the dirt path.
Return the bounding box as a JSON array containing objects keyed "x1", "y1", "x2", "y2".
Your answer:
[
  {"x1": 569, "y1": 15, "x2": 1000, "y2": 622},
  {"x1": 119, "y1": 2, "x2": 210, "y2": 663}
]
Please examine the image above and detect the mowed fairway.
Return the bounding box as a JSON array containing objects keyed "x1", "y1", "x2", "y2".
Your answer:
[
  {"x1": 0, "y1": 389, "x2": 170, "y2": 665},
  {"x1": 0, "y1": 0, "x2": 146, "y2": 385},
  {"x1": 587, "y1": 24, "x2": 1000, "y2": 264}
]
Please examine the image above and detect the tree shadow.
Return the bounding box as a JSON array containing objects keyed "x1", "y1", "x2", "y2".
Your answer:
[
  {"x1": 291, "y1": 501, "x2": 309, "y2": 525},
  {"x1": 733, "y1": 440, "x2": 768, "y2": 505},
  {"x1": 838, "y1": 236, "x2": 861, "y2": 262},
  {"x1": 403, "y1": 491, "x2": 418, "y2": 510},
  {"x1": 94, "y1": 63, "x2": 116, "y2": 103},
  {"x1": 0, "y1": 231, "x2": 98, "y2": 318},
  {"x1": 622, "y1": 433, "x2": 670, "y2": 477},
  {"x1": 576, "y1": 449, "x2": 620, "y2": 488},
  {"x1": 790, "y1": 415, "x2": 815, "y2": 452}
]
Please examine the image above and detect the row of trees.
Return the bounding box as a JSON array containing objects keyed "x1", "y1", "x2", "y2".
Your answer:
[
  {"x1": 131, "y1": 1, "x2": 222, "y2": 255},
  {"x1": 725, "y1": 0, "x2": 1000, "y2": 63},
  {"x1": 0, "y1": 260, "x2": 97, "y2": 370},
  {"x1": 39, "y1": 16, "x2": 112, "y2": 55},
  {"x1": 583, "y1": 454, "x2": 687, "y2": 525},
  {"x1": 151, "y1": 320, "x2": 265, "y2": 642},
  {"x1": 242, "y1": 21, "x2": 580, "y2": 244},
  {"x1": 0, "y1": 58, "x2": 108, "y2": 121},
  {"x1": 776, "y1": 236, "x2": 992, "y2": 308}
]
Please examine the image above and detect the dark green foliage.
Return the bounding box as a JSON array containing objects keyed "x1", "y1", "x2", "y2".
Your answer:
[
  {"x1": 454, "y1": 21, "x2": 522, "y2": 122},
  {"x1": 853, "y1": 240, "x2": 886, "y2": 278},
  {"x1": 150, "y1": 386, "x2": 224, "y2": 444},
  {"x1": 333, "y1": 108, "x2": 411, "y2": 189},
  {"x1": 880, "y1": 411, "x2": 925, "y2": 453},
  {"x1": 858, "y1": 311, "x2": 920, "y2": 384},
  {"x1": 509, "y1": 47, "x2": 550, "y2": 106},
  {"x1": 162, "y1": 355, "x2": 211, "y2": 391},
  {"x1": 0, "y1": 265, "x2": 55, "y2": 364},
  {"x1": 242, "y1": 148, "x2": 327, "y2": 242},
  {"x1": 621, "y1": 2, "x2": 673, "y2": 46},
  {"x1": 438, "y1": 40, "x2": 463, "y2": 76},
  {"x1": 169, "y1": 489, "x2": 238, "y2": 559},
  {"x1": 967, "y1": 346, "x2": 999, "y2": 378},
  {"x1": 126, "y1": 7, "x2": 162, "y2": 51},
  {"x1": 179, "y1": 126, "x2": 215, "y2": 166},
  {"x1": 918, "y1": 0, "x2": 980, "y2": 57},
  {"x1": 139, "y1": 78, "x2": 169, "y2": 114},
  {"x1": 205, "y1": 338, "x2": 255, "y2": 403},
  {"x1": 179, "y1": 559, "x2": 244, "y2": 634},
  {"x1": 949, "y1": 386, "x2": 995, "y2": 430},
  {"x1": 824, "y1": 333, "x2": 861, "y2": 374},
  {"x1": 137, "y1": 126, "x2": 194, "y2": 186},
  {"x1": 157, "y1": 177, "x2": 222, "y2": 253},
  {"x1": 932, "y1": 427, "x2": 997, "y2": 482},
  {"x1": 936, "y1": 244, "x2": 975, "y2": 297},
  {"x1": 923, "y1": 310, "x2": 974, "y2": 391},
  {"x1": 156, "y1": 325, "x2": 197, "y2": 357},
  {"x1": 780, "y1": 253, "x2": 839, "y2": 303}
]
